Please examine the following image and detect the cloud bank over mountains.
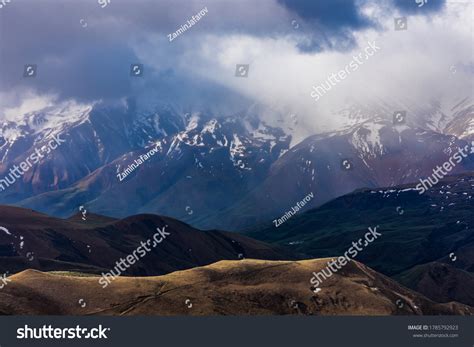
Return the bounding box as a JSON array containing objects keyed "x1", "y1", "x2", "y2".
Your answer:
[{"x1": 0, "y1": 0, "x2": 471, "y2": 139}]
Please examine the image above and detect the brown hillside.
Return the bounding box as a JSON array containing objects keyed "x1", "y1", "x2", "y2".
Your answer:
[{"x1": 0, "y1": 259, "x2": 471, "y2": 316}]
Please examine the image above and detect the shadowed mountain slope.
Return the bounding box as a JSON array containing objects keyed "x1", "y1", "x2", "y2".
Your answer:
[{"x1": 0, "y1": 206, "x2": 293, "y2": 276}]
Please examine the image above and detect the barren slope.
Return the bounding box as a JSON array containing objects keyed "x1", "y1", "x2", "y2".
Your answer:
[{"x1": 0, "y1": 259, "x2": 471, "y2": 316}]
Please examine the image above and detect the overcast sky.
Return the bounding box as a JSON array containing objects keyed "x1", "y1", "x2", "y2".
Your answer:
[{"x1": 0, "y1": 0, "x2": 472, "y2": 137}]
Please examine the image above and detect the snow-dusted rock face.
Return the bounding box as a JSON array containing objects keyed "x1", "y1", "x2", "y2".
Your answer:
[
  {"x1": 212, "y1": 118, "x2": 474, "y2": 230},
  {"x1": 0, "y1": 100, "x2": 171, "y2": 201},
  {"x1": 336, "y1": 97, "x2": 474, "y2": 139},
  {"x1": 1, "y1": 96, "x2": 473, "y2": 230},
  {"x1": 2, "y1": 101, "x2": 291, "y2": 222}
]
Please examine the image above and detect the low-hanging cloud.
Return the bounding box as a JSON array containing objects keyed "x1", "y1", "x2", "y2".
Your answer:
[{"x1": 0, "y1": 0, "x2": 470, "y2": 144}]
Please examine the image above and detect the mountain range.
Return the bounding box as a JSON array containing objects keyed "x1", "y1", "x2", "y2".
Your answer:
[
  {"x1": 1, "y1": 95, "x2": 473, "y2": 315},
  {"x1": 246, "y1": 172, "x2": 474, "y2": 306},
  {"x1": 0, "y1": 206, "x2": 291, "y2": 276},
  {"x1": 1, "y1": 96, "x2": 472, "y2": 231}
]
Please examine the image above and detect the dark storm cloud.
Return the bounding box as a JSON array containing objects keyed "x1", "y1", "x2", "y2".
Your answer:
[
  {"x1": 277, "y1": 0, "x2": 373, "y2": 29},
  {"x1": 0, "y1": 0, "x2": 284, "y2": 106},
  {"x1": 276, "y1": 0, "x2": 446, "y2": 52},
  {"x1": 277, "y1": 0, "x2": 377, "y2": 52},
  {"x1": 0, "y1": 0, "x2": 141, "y2": 104},
  {"x1": 392, "y1": 0, "x2": 446, "y2": 14},
  {"x1": 0, "y1": 0, "x2": 448, "y2": 107}
]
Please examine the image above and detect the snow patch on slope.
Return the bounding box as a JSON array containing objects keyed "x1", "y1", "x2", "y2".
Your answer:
[{"x1": 350, "y1": 122, "x2": 386, "y2": 158}]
